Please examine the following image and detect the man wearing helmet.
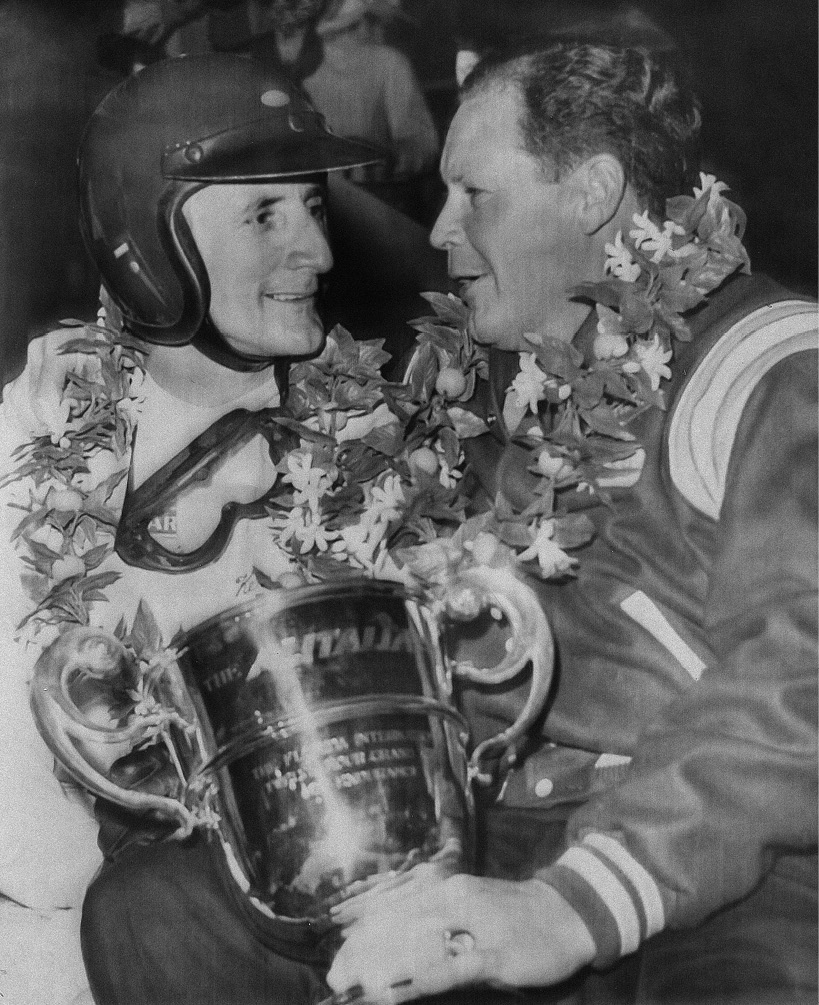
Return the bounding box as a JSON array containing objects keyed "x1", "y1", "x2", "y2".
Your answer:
[{"x1": 0, "y1": 53, "x2": 386, "y2": 1005}]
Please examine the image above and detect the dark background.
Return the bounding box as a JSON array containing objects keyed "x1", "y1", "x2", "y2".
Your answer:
[{"x1": 0, "y1": 0, "x2": 815, "y2": 387}]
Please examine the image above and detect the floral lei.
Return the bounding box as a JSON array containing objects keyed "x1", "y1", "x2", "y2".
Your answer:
[{"x1": 3, "y1": 174, "x2": 749, "y2": 809}]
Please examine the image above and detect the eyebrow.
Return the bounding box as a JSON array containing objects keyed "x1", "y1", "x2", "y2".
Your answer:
[
  {"x1": 242, "y1": 194, "x2": 282, "y2": 216},
  {"x1": 242, "y1": 185, "x2": 324, "y2": 216}
]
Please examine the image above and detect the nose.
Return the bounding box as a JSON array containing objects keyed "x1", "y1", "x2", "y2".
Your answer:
[
  {"x1": 286, "y1": 208, "x2": 334, "y2": 274},
  {"x1": 429, "y1": 192, "x2": 461, "y2": 252}
]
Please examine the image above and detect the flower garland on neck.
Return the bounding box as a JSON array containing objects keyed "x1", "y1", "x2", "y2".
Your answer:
[{"x1": 4, "y1": 174, "x2": 748, "y2": 809}]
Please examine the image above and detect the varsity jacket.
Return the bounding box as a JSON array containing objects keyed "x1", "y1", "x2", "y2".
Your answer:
[{"x1": 459, "y1": 274, "x2": 818, "y2": 966}]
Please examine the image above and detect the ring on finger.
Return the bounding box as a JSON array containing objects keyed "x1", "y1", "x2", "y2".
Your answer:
[{"x1": 443, "y1": 928, "x2": 476, "y2": 957}]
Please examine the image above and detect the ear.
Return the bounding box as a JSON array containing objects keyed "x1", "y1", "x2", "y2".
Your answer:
[{"x1": 570, "y1": 154, "x2": 627, "y2": 235}]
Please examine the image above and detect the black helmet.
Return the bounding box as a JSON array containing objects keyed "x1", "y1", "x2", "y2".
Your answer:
[{"x1": 78, "y1": 54, "x2": 382, "y2": 352}]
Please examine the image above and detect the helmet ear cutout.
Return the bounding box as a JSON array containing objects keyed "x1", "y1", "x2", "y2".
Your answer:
[{"x1": 122, "y1": 183, "x2": 210, "y2": 347}]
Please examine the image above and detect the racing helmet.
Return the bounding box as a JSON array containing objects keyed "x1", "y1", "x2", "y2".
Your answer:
[{"x1": 78, "y1": 54, "x2": 382, "y2": 353}]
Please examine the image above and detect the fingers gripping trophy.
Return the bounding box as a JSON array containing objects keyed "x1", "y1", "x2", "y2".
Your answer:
[{"x1": 25, "y1": 54, "x2": 555, "y2": 950}]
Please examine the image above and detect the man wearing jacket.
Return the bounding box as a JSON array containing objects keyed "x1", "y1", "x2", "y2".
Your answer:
[{"x1": 327, "y1": 43, "x2": 818, "y2": 1005}]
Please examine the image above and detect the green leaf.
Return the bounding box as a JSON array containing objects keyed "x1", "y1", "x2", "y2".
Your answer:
[
  {"x1": 619, "y1": 289, "x2": 655, "y2": 333},
  {"x1": 447, "y1": 406, "x2": 489, "y2": 439},
  {"x1": 418, "y1": 291, "x2": 469, "y2": 328},
  {"x1": 582, "y1": 405, "x2": 636, "y2": 441},
  {"x1": 552, "y1": 513, "x2": 595, "y2": 549},
  {"x1": 535, "y1": 337, "x2": 583, "y2": 380},
  {"x1": 362, "y1": 419, "x2": 405, "y2": 457},
  {"x1": 81, "y1": 544, "x2": 111, "y2": 570},
  {"x1": 437, "y1": 426, "x2": 460, "y2": 469},
  {"x1": 573, "y1": 372, "x2": 605, "y2": 410},
  {"x1": 569, "y1": 281, "x2": 623, "y2": 310},
  {"x1": 129, "y1": 600, "x2": 163, "y2": 655}
]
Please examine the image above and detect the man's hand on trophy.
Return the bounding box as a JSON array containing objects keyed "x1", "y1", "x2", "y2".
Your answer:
[
  {"x1": 330, "y1": 837, "x2": 463, "y2": 925},
  {"x1": 326, "y1": 875, "x2": 597, "y2": 1003}
]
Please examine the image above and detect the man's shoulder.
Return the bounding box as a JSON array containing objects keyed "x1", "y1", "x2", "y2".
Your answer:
[
  {"x1": 668, "y1": 276, "x2": 817, "y2": 520},
  {"x1": 691, "y1": 272, "x2": 814, "y2": 342}
]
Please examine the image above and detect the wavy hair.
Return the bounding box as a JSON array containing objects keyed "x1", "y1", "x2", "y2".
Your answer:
[{"x1": 463, "y1": 43, "x2": 702, "y2": 217}]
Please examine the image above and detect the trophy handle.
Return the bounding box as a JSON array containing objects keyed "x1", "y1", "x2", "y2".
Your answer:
[
  {"x1": 30, "y1": 626, "x2": 195, "y2": 836},
  {"x1": 447, "y1": 566, "x2": 555, "y2": 785}
]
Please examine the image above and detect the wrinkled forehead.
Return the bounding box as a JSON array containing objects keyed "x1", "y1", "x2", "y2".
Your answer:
[{"x1": 440, "y1": 84, "x2": 532, "y2": 180}]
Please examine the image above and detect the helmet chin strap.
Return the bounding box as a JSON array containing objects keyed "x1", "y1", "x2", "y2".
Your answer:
[
  {"x1": 190, "y1": 317, "x2": 291, "y2": 403},
  {"x1": 191, "y1": 317, "x2": 277, "y2": 373}
]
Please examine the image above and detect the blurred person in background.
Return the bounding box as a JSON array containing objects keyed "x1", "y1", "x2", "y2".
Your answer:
[{"x1": 113, "y1": 0, "x2": 439, "y2": 216}]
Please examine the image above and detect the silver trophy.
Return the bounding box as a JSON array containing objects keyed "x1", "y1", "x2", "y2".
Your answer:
[{"x1": 31, "y1": 572, "x2": 553, "y2": 927}]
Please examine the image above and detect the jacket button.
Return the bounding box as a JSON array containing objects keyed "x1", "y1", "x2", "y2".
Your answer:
[{"x1": 534, "y1": 777, "x2": 553, "y2": 798}]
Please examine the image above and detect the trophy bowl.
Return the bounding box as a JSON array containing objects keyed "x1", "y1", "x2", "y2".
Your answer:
[{"x1": 174, "y1": 579, "x2": 474, "y2": 923}]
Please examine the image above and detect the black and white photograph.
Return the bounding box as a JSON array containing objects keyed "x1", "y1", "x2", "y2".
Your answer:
[{"x1": 0, "y1": 2, "x2": 815, "y2": 1003}]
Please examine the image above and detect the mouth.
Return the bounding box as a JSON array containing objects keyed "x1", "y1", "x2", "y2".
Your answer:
[{"x1": 453, "y1": 274, "x2": 486, "y2": 299}]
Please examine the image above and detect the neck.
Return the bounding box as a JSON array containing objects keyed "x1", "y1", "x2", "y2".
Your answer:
[
  {"x1": 535, "y1": 187, "x2": 642, "y2": 347},
  {"x1": 146, "y1": 344, "x2": 278, "y2": 407}
]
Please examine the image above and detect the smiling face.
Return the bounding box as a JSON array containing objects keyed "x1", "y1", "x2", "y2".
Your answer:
[
  {"x1": 430, "y1": 85, "x2": 597, "y2": 351},
  {"x1": 182, "y1": 180, "x2": 333, "y2": 360}
]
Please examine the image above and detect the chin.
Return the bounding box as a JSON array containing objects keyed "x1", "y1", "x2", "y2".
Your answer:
[
  {"x1": 237, "y1": 322, "x2": 326, "y2": 360},
  {"x1": 469, "y1": 312, "x2": 524, "y2": 352}
]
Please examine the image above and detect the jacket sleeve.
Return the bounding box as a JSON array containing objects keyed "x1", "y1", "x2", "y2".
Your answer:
[{"x1": 536, "y1": 350, "x2": 818, "y2": 965}]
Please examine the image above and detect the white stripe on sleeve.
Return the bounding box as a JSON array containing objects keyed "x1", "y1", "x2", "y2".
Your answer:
[
  {"x1": 583, "y1": 833, "x2": 666, "y2": 938},
  {"x1": 558, "y1": 845, "x2": 642, "y2": 956}
]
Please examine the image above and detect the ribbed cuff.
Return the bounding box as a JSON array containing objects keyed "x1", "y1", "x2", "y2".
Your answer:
[{"x1": 538, "y1": 832, "x2": 666, "y2": 969}]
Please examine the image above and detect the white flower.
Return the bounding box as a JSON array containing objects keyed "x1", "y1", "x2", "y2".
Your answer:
[
  {"x1": 368, "y1": 474, "x2": 405, "y2": 524},
  {"x1": 283, "y1": 452, "x2": 334, "y2": 507},
  {"x1": 510, "y1": 353, "x2": 549, "y2": 414},
  {"x1": 517, "y1": 519, "x2": 577, "y2": 578},
  {"x1": 604, "y1": 231, "x2": 641, "y2": 282},
  {"x1": 631, "y1": 335, "x2": 672, "y2": 391},
  {"x1": 630, "y1": 212, "x2": 685, "y2": 264},
  {"x1": 693, "y1": 172, "x2": 730, "y2": 201},
  {"x1": 300, "y1": 512, "x2": 338, "y2": 554},
  {"x1": 438, "y1": 457, "x2": 462, "y2": 490},
  {"x1": 433, "y1": 443, "x2": 463, "y2": 490},
  {"x1": 629, "y1": 210, "x2": 661, "y2": 247},
  {"x1": 331, "y1": 520, "x2": 384, "y2": 568},
  {"x1": 274, "y1": 507, "x2": 338, "y2": 555}
]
